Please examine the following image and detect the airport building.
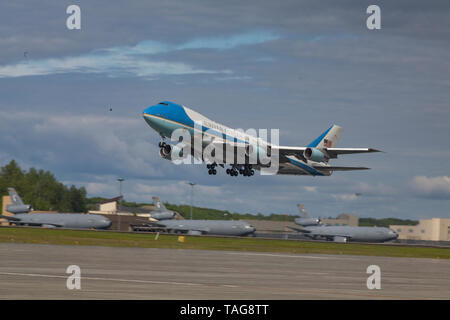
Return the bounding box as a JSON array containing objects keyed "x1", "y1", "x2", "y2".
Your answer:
[
  {"x1": 390, "y1": 218, "x2": 450, "y2": 241},
  {"x1": 1, "y1": 195, "x2": 13, "y2": 226},
  {"x1": 88, "y1": 196, "x2": 151, "y2": 217},
  {"x1": 320, "y1": 214, "x2": 359, "y2": 227}
]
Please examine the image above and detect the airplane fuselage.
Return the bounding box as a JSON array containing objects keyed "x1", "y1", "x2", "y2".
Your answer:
[
  {"x1": 142, "y1": 101, "x2": 379, "y2": 177},
  {"x1": 11, "y1": 213, "x2": 112, "y2": 229},
  {"x1": 159, "y1": 219, "x2": 256, "y2": 236},
  {"x1": 302, "y1": 226, "x2": 398, "y2": 243}
]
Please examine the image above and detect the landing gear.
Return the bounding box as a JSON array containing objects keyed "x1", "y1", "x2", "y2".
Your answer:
[
  {"x1": 205, "y1": 163, "x2": 255, "y2": 177},
  {"x1": 226, "y1": 165, "x2": 253, "y2": 177},
  {"x1": 241, "y1": 164, "x2": 254, "y2": 177},
  {"x1": 207, "y1": 163, "x2": 217, "y2": 175},
  {"x1": 226, "y1": 167, "x2": 238, "y2": 176},
  {"x1": 158, "y1": 141, "x2": 172, "y2": 158}
]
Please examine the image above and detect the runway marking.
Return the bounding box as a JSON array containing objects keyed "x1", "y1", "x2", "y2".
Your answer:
[
  {"x1": 304, "y1": 272, "x2": 330, "y2": 275},
  {"x1": 222, "y1": 284, "x2": 239, "y2": 288},
  {"x1": 225, "y1": 252, "x2": 350, "y2": 260},
  {"x1": 0, "y1": 272, "x2": 438, "y2": 300},
  {"x1": 0, "y1": 272, "x2": 230, "y2": 288}
]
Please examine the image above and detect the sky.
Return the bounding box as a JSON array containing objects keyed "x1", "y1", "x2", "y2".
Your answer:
[{"x1": 0, "y1": 1, "x2": 449, "y2": 219}]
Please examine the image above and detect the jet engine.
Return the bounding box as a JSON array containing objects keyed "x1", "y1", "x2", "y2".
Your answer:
[
  {"x1": 6, "y1": 204, "x2": 32, "y2": 214},
  {"x1": 159, "y1": 144, "x2": 184, "y2": 161},
  {"x1": 150, "y1": 211, "x2": 176, "y2": 221},
  {"x1": 303, "y1": 148, "x2": 326, "y2": 162},
  {"x1": 294, "y1": 217, "x2": 321, "y2": 227}
]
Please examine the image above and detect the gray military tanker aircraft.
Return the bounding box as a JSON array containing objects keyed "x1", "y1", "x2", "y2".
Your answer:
[
  {"x1": 1, "y1": 188, "x2": 111, "y2": 229},
  {"x1": 291, "y1": 204, "x2": 398, "y2": 243},
  {"x1": 146, "y1": 219, "x2": 256, "y2": 236}
]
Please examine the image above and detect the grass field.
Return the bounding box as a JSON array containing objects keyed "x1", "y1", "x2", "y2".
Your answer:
[{"x1": 0, "y1": 227, "x2": 449, "y2": 259}]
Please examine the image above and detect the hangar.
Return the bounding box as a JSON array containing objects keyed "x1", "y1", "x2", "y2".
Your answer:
[
  {"x1": 390, "y1": 218, "x2": 450, "y2": 241},
  {"x1": 320, "y1": 213, "x2": 359, "y2": 227}
]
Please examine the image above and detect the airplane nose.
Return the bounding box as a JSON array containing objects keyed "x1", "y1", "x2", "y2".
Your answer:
[
  {"x1": 142, "y1": 104, "x2": 160, "y2": 116},
  {"x1": 142, "y1": 107, "x2": 154, "y2": 119},
  {"x1": 142, "y1": 105, "x2": 156, "y2": 120},
  {"x1": 103, "y1": 219, "x2": 112, "y2": 229},
  {"x1": 142, "y1": 112, "x2": 153, "y2": 126},
  {"x1": 389, "y1": 229, "x2": 399, "y2": 240}
]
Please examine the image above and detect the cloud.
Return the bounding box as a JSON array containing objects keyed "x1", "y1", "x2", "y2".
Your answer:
[
  {"x1": 214, "y1": 75, "x2": 252, "y2": 81},
  {"x1": 84, "y1": 182, "x2": 118, "y2": 196},
  {"x1": 356, "y1": 182, "x2": 398, "y2": 197},
  {"x1": 303, "y1": 186, "x2": 317, "y2": 192},
  {"x1": 0, "y1": 111, "x2": 162, "y2": 179},
  {"x1": 410, "y1": 176, "x2": 450, "y2": 200},
  {"x1": 0, "y1": 31, "x2": 279, "y2": 79},
  {"x1": 331, "y1": 193, "x2": 359, "y2": 201},
  {"x1": 177, "y1": 31, "x2": 279, "y2": 50}
]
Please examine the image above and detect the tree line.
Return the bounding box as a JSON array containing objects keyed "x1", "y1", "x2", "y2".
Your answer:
[
  {"x1": 0, "y1": 160, "x2": 419, "y2": 225},
  {"x1": 0, "y1": 160, "x2": 87, "y2": 213}
]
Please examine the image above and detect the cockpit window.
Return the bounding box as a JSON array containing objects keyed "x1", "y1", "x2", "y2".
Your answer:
[{"x1": 159, "y1": 102, "x2": 168, "y2": 106}]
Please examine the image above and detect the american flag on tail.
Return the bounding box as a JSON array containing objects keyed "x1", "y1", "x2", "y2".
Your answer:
[{"x1": 323, "y1": 139, "x2": 333, "y2": 148}]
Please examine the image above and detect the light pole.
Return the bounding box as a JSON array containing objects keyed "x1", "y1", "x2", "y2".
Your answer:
[
  {"x1": 187, "y1": 182, "x2": 196, "y2": 220},
  {"x1": 117, "y1": 178, "x2": 124, "y2": 231}
]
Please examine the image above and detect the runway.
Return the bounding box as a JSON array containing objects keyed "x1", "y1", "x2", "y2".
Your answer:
[{"x1": 0, "y1": 243, "x2": 449, "y2": 299}]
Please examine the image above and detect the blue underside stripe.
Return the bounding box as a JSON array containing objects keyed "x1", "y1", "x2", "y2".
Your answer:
[{"x1": 288, "y1": 158, "x2": 324, "y2": 176}]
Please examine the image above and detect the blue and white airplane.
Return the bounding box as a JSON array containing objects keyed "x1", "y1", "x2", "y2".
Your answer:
[{"x1": 142, "y1": 101, "x2": 380, "y2": 177}]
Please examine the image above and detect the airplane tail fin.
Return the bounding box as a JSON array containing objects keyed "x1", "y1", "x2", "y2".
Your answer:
[
  {"x1": 297, "y1": 204, "x2": 311, "y2": 218},
  {"x1": 6, "y1": 188, "x2": 32, "y2": 214},
  {"x1": 152, "y1": 196, "x2": 167, "y2": 212},
  {"x1": 8, "y1": 188, "x2": 24, "y2": 206},
  {"x1": 307, "y1": 124, "x2": 343, "y2": 149}
]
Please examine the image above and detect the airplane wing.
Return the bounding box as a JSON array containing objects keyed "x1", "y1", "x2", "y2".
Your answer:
[
  {"x1": 0, "y1": 215, "x2": 21, "y2": 221},
  {"x1": 271, "y1": 146, "x2": 306, "y2": 158},
  {"x1": 165, "y1": 226, "x2": 210, "y2": 234},
  {"x1": 312, "y1": 166, "x2": 370, "y2": 171},
  {"x1": 145, "y1": 222, "x2": 211, "y2": 235},
  {"x1": 324, "y1": 148, "x2": 381, "y2": 159},
  {"x1": 288, "y1": 226, "x2": 311, "y2": 233},
  {"x1": 288, "y1": 227, "x2": 353, "y2": 240},
  {"x1": 272, "y1": 146, "x2": 380, "y2": 159},
  {"x1": 0, "y1": 215, "x2": 63, "y2": 227}
]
